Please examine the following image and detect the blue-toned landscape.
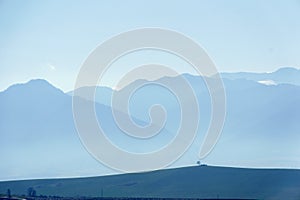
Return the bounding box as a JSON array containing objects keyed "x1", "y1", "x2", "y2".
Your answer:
[
  {"x1": 1, "y1": 68, "x2": 300, "y2": 199},
  {"x1": 1, "y1": 0, "x2": 300, "y2": 199}
]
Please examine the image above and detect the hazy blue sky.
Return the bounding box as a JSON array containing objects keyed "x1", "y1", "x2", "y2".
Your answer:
[{"x1": 1, "y1": 0, "x2": 300, "y2": 91}]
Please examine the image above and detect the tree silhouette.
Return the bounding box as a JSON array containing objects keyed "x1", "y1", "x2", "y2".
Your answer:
[
  {"x1": 32, "y1": 190, "x2": 36, "y2": 197},
  {"x1": 27, "y1": 187, "x2": 36, "y2": 197},
  {"x1": 7, "y1": 189, "x2": 11, "y2": 198}
]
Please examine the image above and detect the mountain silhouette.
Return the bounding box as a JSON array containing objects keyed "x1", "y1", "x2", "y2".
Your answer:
[{"x1": 1, "y1": 68, "x2": 300, "y2": 180}]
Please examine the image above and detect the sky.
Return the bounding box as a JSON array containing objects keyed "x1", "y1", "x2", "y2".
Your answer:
[{"x1": 1, "y1": 0, "x2": 300, "y2": 92}]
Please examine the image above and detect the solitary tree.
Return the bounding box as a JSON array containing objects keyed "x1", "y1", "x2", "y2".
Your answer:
[
  {"x1": 7, "y1": 189, "x2": 11, "y2": 198},
  {"x1": 32, "y1": 190, "x2": 36, "y2": 197},
  {"x1": 27, "y1": 187, "x2": 36, "y2": 197}
]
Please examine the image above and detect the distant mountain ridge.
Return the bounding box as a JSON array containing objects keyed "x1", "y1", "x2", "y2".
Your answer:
[
  {"x1": 1, "y1": 67, "x2": 300, "y2": 180},
  {"x1": 221, "y1": 67, "x2": 300, "y2": 86}
]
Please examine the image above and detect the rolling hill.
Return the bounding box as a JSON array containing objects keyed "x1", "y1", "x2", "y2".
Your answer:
[{"x1": 0, "y1": 165, "x2": 300, "y2": 199}]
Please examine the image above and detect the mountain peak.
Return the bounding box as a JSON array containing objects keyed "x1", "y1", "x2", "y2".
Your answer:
[
  {"x1": 27, "y1": 78, "x2": 51, "y2": 84},
  {"x1": 1, "y1": 79, "x2": 64, "y2": 97},
  {"x1": 275, "y1": 67, "x2": 299, "y2": 73}
]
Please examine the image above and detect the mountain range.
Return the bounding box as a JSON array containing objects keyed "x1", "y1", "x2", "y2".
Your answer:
[
  {"x1": 221, "y1": 67, "x2": 300, "y2": 86},
  {"x1": 0, "y1": 67, "x2": 300, "y2": 181}
]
